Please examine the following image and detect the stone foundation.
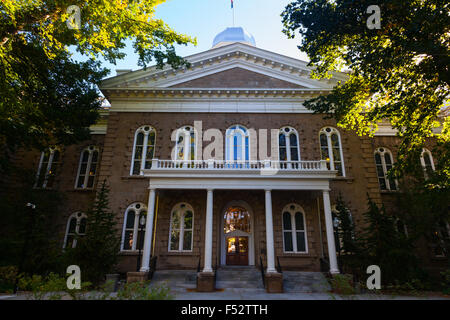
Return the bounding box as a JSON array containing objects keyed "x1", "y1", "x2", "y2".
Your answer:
[
  {"x1": 126, "y1": 271, "x2": 149, "y2": 283},
  {"x1": 265, "y1": 272, "x2": 283, "y2": 293},
  {"x1": 196, "y1": 272, "x2": 215, "y2": 292}
]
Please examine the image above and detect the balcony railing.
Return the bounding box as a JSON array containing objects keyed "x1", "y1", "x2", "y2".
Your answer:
[{"x1": 147, "y1": 159, "x2": 328, "y2": 172}]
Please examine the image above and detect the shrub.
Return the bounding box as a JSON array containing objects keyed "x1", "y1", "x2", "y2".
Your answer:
[
  {"x1": 441, "y1": 269, "x2": 450, "y2": 295},
  {"x1": 329, "y1": 274, "x2": 355, "y2": 295},
  {"x1": 116, "y1": 281, "x2": 174, "y2": 300}
]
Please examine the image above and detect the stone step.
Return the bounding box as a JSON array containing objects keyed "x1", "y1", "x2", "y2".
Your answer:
[{"x1": 281, "y1": 271, "x2": 331, "y2": 293}]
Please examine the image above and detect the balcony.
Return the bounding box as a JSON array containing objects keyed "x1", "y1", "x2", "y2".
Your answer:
[
  {"x1": 142, "y1": 159, "x2": 336, "y2": 190},
  {"x1": 147, "y1": 159, "x2": 328, "y2": 171}
]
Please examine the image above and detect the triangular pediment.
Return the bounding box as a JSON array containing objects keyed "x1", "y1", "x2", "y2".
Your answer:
[
  {"x1": 170, "y1": 67, "x2": 306, "y2": 89},
  {"x1": 100, "y1": 43, "x2": 348, "y2": 92}
]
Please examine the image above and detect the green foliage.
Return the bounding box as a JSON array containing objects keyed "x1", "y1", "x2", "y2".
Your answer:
[
  {"x1": 441, "y1": 269, "x2": 450, "y2": 295},
  {"x1": 360, "y1": 197, "x2": 420, "y2": 285},
  {"x1": 0, "y1": 266, "x2": 18, "y2": 293},
  {"x1": 0, "y1": 168, "x2": 66, "y2": 275},
  {"x1": 0, "y1": 0, "x2": 196, "y2": 172},
  {"x1": 282, "y1": 0, "x2": 450, "y2": 179},
  {"x1": 329, "y1": 274, "x2": 355, "y2": 295},
  {"x1": 64, "y1": 180, "x2": 120, "y2": 285},
  {"x1": 116, "y1": 281, "x2": 174, "y2": 300}
]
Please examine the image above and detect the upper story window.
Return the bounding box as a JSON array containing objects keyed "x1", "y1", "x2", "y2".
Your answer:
[
  {"x1": 282, "y1": 203, "x2": 307, "y2": 253},
  {"x1": 279, "y1": 127, "x2": 300, "y2": 162},
  {"x1": 374, "y1": 147, "x2": 397, "y2": 191},
  {"x1": 169, "y1": 203, "x2": 194, "y2": 252},
  {"x1": 35, "y1": 146, "x2": 61, "y2": 189},
  {"x1": 75, "y1": 146, "x2": 99, "y2": 189},
  {"x1": 420, "y1": 148, "x2": 435, "y2": 178},
  {"x1": 319, "y1": 127, "x2": 345, "y2": 176},
  {"x1": 121, "y1": 203, "x2": 147, "y2": 251},
  {"x1": 64, "y1": 212, "x2": 87, "y2": 249},
  {"x1": 175, "y1": 126, "x2": 197, "y2": 161},
  {"x1": 131, "y1": 126, "x2": 156, "y2": 175},
  {"x1": 226, "y1": 125, "x2": 250, "y2": 162}
]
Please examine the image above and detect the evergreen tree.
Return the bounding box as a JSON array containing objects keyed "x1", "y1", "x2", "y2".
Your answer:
[
  {"x1": 361, "y1": 197, "x2": 419, "y2": 285},
  {"x1": 67, "y1": 180, "x2": 120, "y2": 285}
]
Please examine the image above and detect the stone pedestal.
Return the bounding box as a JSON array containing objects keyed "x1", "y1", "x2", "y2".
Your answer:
[
  {"x1": 196, "y1": 272, "x2": 215, "y2": 292},
  {"x1": 126, "y1": 271, "x2": 149, "y2": 283},
  {"x1": 265, "y1": 272, "x2": 283, "y2": 293}
]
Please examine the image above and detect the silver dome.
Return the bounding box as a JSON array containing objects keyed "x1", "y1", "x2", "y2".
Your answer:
[{"x1": 212, "y1": 27, "x2": 256, "y2": 48}]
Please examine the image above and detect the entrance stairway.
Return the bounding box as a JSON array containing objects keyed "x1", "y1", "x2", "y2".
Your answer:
[
  {"x1": 149, "y1": 270, "x2": 197, "y2": 292},
  {"x1": 215, "y1": 266, "x2": 265, "y2": 291},
  {"x1": 282, "y1": 271, "x2": 331, "y2": 293}
]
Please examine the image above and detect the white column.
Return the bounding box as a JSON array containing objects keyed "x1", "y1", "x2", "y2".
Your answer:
[
  {"x1": 322, "y1": 190, "x2": 339, "y2": 274},
  {"x1": 140, "y1": 188, "x2": 156, "y2": 272},
  {"x1": 203, "y1": 189, "x2": 214, "y2": 272},
  {"x1": 265, "y1": 190, "x2": 277, "y2": 273}
]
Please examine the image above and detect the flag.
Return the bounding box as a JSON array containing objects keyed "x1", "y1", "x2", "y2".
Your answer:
[{"x1": 231, "y1": 0, "x2": 234, "y2": 9}]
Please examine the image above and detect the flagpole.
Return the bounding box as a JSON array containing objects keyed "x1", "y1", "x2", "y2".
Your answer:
[{"x1": 232, "y1": 3, "x2": 235, "y2": 27}]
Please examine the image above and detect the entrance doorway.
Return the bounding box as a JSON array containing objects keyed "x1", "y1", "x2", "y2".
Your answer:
[
  {"x1": 221, "y1": 204, "x2": 254, "y2": 266},
  {"x1": 226, "y1": 236, "x2": 249, "y2": 265}
]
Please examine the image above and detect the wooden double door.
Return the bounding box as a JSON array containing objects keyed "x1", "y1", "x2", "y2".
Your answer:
[{"x1": 226, "y1": 236, "x2": 249, "y2": 266}]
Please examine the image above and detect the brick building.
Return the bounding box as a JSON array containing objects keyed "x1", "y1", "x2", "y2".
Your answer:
[{"x1": 11, "y1": 27, "x2": 447, "y2": 290}]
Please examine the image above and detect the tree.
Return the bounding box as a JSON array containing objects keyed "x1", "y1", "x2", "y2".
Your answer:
[
  {"x1": 282, "y1": 0, "x2": 449, "y2": 177},
  {"x1": 66, "y1": 180, "x2": 120, "y2": 285},
  {"x1": 361, "y1": 197, "x2": 419, "y2": 285},
  {"x1": 0, "y1": 0, "x2": 196, "y2": 172}
]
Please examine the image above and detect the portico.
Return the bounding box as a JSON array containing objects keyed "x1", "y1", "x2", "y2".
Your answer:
[{"x1": 138, "y1": 159, "x2": 340, "y2": 287}]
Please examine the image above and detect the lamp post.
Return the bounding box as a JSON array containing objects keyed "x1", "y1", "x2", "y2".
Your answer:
[
  {"x1": 136, "y1": 213, "x2": 146, "y2": 272},
  {"x1": 14, "y1": 203, "x2": 36, "y2": 294}
]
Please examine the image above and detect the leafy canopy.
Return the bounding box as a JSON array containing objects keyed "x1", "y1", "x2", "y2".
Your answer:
[
  {"x1": 0, "y1": 0, "x2": 196, "y2": 171},
  {"x1": 282, "y1": 0, "x2": 449, "y2": 175}
]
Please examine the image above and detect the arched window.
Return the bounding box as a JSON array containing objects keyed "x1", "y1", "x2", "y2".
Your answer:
[
  {"x1": 121, "y1": 203, "x2": 147, "y2": 251},
  {"x1": 374, "y1": 147, "x2": 397, "y2": 191},
  {"x1": 319, "y1": 127, "x2": 345, "y2": 176},
  {"x1": 226, "y1": 125, "x2": 250, "y2": 163},
  {"x1": 64, "y1": 212, "x2": 87, "y2": 249},
  {"x1": 279, "y1": 126, "x2": 300, "y2": 163},
  {"x1": 282, "y1": 204, "x2": 307, "y2": 253},
  {"x1": 75, "y1": 146, "x2": 99, "y2": 189},
  {"x1": 174, "y1": 126, "x2": 197, "y2": 162},
  {"x1": 35, "y1": 146, "x2": 61, "y2": 188},
  {"x1": 130, "y1": 126, "x2": 156, "y2": 175},
  {"x1": 420, "y1": 148, "x2": 435, "y2": 177},
  {"x1": 169, "y1": 203, "x2": 194, "y2": 252}
]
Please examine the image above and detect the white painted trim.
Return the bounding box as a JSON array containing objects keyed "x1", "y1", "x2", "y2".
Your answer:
[
  {"x1": 374, "y1": 147, "x2": 398, "y2": 191},
  {"x1": 130, "y1": 126, "x2": 156, "y2": 176},
  {"x1": 281, "y1": 204, "x2": 308, "y2": 254},
  {"x1": 74, "y1": 146, "x2": 99, "y2": 190},
  {"x1": 120, "y1": 202, "x2": 148, "y2": 251},
  {"x1": 319, "y1": 127, "x2": 346, "y2": 177},
  {"x1": 63, "y1": 212, "x2": 87, "y2": 249},
  {"x1": 168, "y1": 202, "x2": 194, "y2": 252}
]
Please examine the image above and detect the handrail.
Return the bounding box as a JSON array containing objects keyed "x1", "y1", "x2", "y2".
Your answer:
[
  {"x1": 197, "y1": 257, "x2": 201, "y2": 273},
  {"x1": 149, "y1": 256, "x2": 157, "y2": 280},
  {"x1": 276, "y1": 256, "x2": 282, "y2": 273},
  {"x1": 259, "y1": 256, "x2": 266, "y2": 288},
  {"x1": 149, "y1": 159, "x2": 329, "y2": 171}
]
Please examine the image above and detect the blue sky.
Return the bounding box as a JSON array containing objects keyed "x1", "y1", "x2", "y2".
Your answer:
[{"x1": 71, "y1": 0, "x2": 308, "y2": 76}]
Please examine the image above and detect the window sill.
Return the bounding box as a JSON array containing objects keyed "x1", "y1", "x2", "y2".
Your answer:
[
  {"x1": 280, "y1": 252, "x2": 315, "y2": 257},
  {"x1": 162, "y1": 251, "x2": 197, "y2": 256},
  {"x1": 121, "y1": 175, "x2": 148, "y2": 180},
  {"x1": 332, "y1": 176, "x2": 354, "y2": 183},
  {"x1": 380, "y1": 190, "x2": 399, "y2": 194}
]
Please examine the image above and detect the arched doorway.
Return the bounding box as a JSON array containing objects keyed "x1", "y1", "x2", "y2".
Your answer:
[{"x1": 220, "y1": 202, "x2": 254, "y2": 266}]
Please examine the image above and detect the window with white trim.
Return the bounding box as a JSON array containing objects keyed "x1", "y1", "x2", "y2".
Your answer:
[
  {"x1": 35, "y1": 147, "x2": 61, "y2": 188},
  {"x1": 282, "y1": 204, "x2": 307, "y2": 253},
  {"x1": 130, "y1": 126, "x2": 156, "y2": 175},
  {"x1": 121, "y1": 203, "x2": 147, "y2": 251},
  {"x1": 169, "y1": 203, "x2": 194, "y2": 252},
  {"x1": 279, "y1": 126, "x2": 300, "y2": 162},
  {"x1": 174, "y1": 126, "x2": 196, "y2": 162},
  {"x1": 225, "y1": 125, "x2": 250, "y2": 163},
  {"x1": 420, "y1": 148, "x2": 435, "y2": 178},
  {"x1": 75, "y1": 146, "x2": 99, "y2": 189},
  {"x1": 374, "y1": 147, "x2": 397, "y2": 191},
  {"x1": 64, "y1": 212, "x2": 87, "y2": 249},
  {"x1": 319, "y1": 127, "x2": 345, "y2": 176}
]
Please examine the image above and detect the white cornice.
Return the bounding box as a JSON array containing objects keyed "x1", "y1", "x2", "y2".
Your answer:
[{"x1": 100, "y1": 43, "x2": 347, "y2": 92}]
